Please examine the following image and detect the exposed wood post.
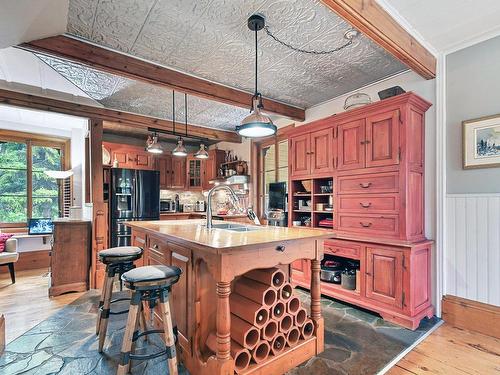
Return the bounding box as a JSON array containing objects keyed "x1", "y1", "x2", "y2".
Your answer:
[
  {"x1": 89, "y1": 119, "x2": 106, "y2": 289},
  {"x1": 320, "y1": 0, "x2": 436, "y2": 79},
  {"x1": 216, "y1": 281, "x2": 231, "y2": 360}
]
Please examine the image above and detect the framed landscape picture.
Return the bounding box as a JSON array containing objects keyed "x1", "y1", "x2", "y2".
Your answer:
[{"x1": 463, "y1": 114, "x2": 500, "y2": 169}]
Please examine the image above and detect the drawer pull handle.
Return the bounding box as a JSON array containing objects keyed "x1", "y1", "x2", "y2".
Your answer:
[
  {"x1": 366, "y1": 272, "x2": 372, "y2": 276},
  {"x1": 153, "y1": 244, "x2": 159, "y2": 249},
  {"x1": 360, "y1": 202, "x2": 372, "y2": 208},
  {"x1": 276, "y1": 244, "x2": 286, "y2": 252},
  {"x1": 359, "y1": 182, "x2": 372, "y2": 189},
  {"x1": 360, "y1": 222, "x2": 372, "y2": 228}
]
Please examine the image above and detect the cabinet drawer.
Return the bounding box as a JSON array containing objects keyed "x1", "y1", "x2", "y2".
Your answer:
[
  {"x1": 338, "y1": 194, "x2": 399, "y2": 213},
  {"x1": 338, "y1": 214, "x2": 399, "y2": 237},
  {"x1": 338, "y1": 172, "x2": 398, "y2": 194},
  {"x1": 324, "y1": 241, "x2": 361, "y2": 259}
]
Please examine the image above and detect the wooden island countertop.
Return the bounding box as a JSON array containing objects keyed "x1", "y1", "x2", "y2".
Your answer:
[{"x1": 126, "y1": 220, "x2": 329, "y2": 375}]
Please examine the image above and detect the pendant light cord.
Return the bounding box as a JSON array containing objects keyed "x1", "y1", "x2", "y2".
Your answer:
[
  {"x1": 172, "y1": 90, "x2": 176, "y2": 136},
  {"x1": 184, "y1": 93, "x2": 188, "y2": 137},
  {"x1": 254, "y1": 28, "x2": 258, "y2": 98}
]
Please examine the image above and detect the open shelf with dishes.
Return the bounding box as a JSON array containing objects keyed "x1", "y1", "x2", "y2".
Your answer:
[{"x1": 289, "y1": 177, "x2": 334, "y2": 229}]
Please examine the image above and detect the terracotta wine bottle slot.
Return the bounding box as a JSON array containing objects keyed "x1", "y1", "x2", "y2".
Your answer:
[
  {"x1": 251, "y1": 340, "x2": 270, "y2": 364},
  {"x1": 279, "y1": 314, "x2": 293, "y2": 334},
  {"x1": 261, "y1": 319, "x2": 278, "y2": 341},
  {"x1": 230, "y1": 314, "x2": 260, "y2": 350},
  {"x1": 234, "y1": 278, "x2": 277, "y2": 306},
  {"x1": 294, "y1": 308, "x2": 307, "y2": 326},
  {"x1": 245, "y1": 268, "x2": 285, "y2": 289},
  {"x1": 287, "y1": 296, "x2": 301, "y2": 314},
  {"x1": 270, "y1": 333, "x2": 286, "y2": 356},
  {"x1": 230, "y1": 293, "x2": 269, "y2": 328},
  {"x1": 272, "y1": 301, "x2": 286, "y2": 321},
  {"x1": 300, "y1": 319, "x2": 314, "y2": 340},
  {"x1": 279, "y1": 282, "x2": 293, "y2": 302},
  {"x1": 205, "y1": 333, "x2": 251, "y2": 373},
  {"x1": 286, "y1": 327, "x2": 300, "y2": 348}
]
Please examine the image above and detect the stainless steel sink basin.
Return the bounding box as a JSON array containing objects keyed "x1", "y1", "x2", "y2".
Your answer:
[{"x1": 202, "y1": 223, "x2": 263, "y2": 232}]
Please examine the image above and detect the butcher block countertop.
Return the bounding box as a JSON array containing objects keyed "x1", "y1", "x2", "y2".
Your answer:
[{"x1": 125, "y1": 219, "x2": 329, "y2": 251}]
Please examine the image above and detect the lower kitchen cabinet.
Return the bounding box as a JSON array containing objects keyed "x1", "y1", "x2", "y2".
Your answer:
[{"x1": 291, "y1": 238, "x2": 433, "y2": 330}]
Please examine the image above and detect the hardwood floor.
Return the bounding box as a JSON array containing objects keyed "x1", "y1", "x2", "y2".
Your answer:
[
  {"x1": 388, "y1": 324, "x2": 500, "y2": 374},
  {"x1": 0, "y1": 268, "x2": 84, "y2": 343},
  {"x1": 1, "y1": 269, "x2": 499, "y2": 374}
]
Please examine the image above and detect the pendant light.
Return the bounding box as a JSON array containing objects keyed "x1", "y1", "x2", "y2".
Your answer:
[
  {"x1": 146, "y1": 131, "x2": 163, "y2": 154},
  {"x1": 236, "y1": 14, "x2": 276, "y2": 138},
  {"x1": 172, "y1": 91, "x2": 187, "y2": 157},
  {"x1": 195, "y1": 143, "x2": 209, "y2": 159}
]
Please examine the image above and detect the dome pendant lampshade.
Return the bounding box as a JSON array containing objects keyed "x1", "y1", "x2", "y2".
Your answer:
[
  {"x1": 172, "y1": 138, "x2": 187, "y2": 157},
  {"x1": 236, "y1": 14, "x2": 276, "y2": 138},
  {"x1": 146, "y1": 133, "x2": 163, "y2": 154},
  {"x1": 195, "y1": 143, "x2": 209, "y2": 159}
]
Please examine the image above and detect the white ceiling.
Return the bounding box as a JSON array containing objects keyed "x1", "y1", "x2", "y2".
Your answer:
[
  {"x1": 379, "y1": 0, "x2": 500, "y2": 52},
  {"x1": 66, "y1": 0, "x2": 408, "y2": 109},
  {"x1": 0, "y1": 0, "x2": 69, "y2": 49}
]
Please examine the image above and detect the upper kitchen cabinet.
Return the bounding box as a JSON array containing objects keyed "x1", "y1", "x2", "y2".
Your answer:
[
  {"x1": 187, "y1": 156, "x2": 203, "y2": 190},
  {"x1": 156, "y1": 154, "x2": 186, "y2": 189},
  {"x1": 290, "y1": 123, "x2": 335, "y2": 178},
  {"x1": 103, "y1": 142, "x2": 154, "y2": 170},
  {"x1": 202, "y1": 149, "x2": 225, "y2": 190},
  {"x1": 337, "y1": 109, "x2": 400, "y2": 171}
]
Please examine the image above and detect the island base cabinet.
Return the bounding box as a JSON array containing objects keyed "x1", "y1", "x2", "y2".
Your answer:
[{"x1": 292, "y1": 239, "x2": 433, "y2": 330}]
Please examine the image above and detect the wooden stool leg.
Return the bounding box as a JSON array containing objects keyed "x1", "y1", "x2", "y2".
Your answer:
[
  {"x1": 159, "y1": 290, "x2": 178, "y2": 375},
  {"x1": 96, "y1": 273, "x2": 111, "y2": 335},
  {"x1": 97, "y1": 272, "x2": 114, "y2": 352},
  {"x1": 117, "y1": 291, "x2": 141, "y2": 375},
  {"x1": 138, "y1": 301, "x2": 148, "y2": 343}
]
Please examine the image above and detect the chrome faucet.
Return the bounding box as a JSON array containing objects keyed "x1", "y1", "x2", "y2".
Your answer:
[{"x1": 206, "y1": 185, "x2": 241, "y2": 229}]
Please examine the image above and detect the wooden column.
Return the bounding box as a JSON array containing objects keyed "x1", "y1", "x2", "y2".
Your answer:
[
  {"x1": 216, "y1": 281, "x2": 231, "y2": 360},
  {"x1": 310, "y1": 253, "x2": 324, "y2": 353},
  {"x1": 89, "y1": 119, "x2": 106, "y2": 289}
]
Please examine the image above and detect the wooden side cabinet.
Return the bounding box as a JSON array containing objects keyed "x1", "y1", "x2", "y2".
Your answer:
[{"x1": 49, "y1": 220, "x2": 91, "y2": 297}]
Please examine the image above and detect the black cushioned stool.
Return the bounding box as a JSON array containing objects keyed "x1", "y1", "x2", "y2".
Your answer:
[
  {"x1": 96, "y1": 246, "x2": 143, "y2": 353},
  {"x1": 117, "y1": 265, "x2": 181, "y2": 375}
]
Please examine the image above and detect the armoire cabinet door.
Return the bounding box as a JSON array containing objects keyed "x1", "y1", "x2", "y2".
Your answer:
[
  {"x1": 310, "y1": 128, "x2": 334, "y2": 174},
  {"x1": 290, "y1": 134, "x2": 310, "y2": 177},
  {"x1": 365, "y1": 247, "x2": 403, "y2": 309},
  {"x1": 365, "y1": 109, "x2": 400, "y2": 168},
  {"x1": 337, "y1": 119, "x2": 365, "y2": 171}
]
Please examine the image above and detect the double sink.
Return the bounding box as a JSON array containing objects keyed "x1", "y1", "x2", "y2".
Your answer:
[{"x1": 201, "y1": 223, "x2": 263, "y2": 232}]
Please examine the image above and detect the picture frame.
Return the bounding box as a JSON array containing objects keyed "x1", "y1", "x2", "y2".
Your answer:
[{"x1": 463, "y1": 114, "x2": 500, "y2": 169}]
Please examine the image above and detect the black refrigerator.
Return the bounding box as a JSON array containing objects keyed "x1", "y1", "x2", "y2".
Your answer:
[{"x1": 110, "y1": 168, "x2": 159, "y2": 247}]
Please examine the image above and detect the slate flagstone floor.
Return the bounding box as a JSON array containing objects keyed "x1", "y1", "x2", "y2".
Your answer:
[{"x1": 0, "y1": 288, "x2": 438, "y2": 375}]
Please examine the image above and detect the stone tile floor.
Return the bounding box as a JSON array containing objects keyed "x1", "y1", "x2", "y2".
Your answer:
[{"x1": 1, "y1": 289, "x2": 439, "y2": 374}]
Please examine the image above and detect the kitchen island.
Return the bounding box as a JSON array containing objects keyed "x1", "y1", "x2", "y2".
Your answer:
[{"x1": 125, "y1": 219, "x2": 329, "y2": 375}]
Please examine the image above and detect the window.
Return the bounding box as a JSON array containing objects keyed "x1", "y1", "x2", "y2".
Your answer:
[
  {"x1": 258, "y1": 139, "x2": 289, "y2": 215},
  {"x1": 0, "y1": 134, "x2": 67, "y2": 225}
]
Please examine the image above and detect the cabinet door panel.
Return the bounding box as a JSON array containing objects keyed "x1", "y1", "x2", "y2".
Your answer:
[
  {"x1": 291, "y1": 259, "x2": 310, "y2": 286},
  {"x1": 187, "y1": 157, "x2": 202, "y2": 189},
  {"x1": 169, "y1": 243, "x2": 192, "y2": 354},
  {"x1": 337, "y1": 119, "x2": 365, "y2": 171},
  {"x1": 311, "y1": 128, "x2": 333, "y2": 174},
  {"x1": 365, "y1": 247, "x2": 403, "y2": 309},
  {"x1": 157, "y1": 156, "x2": 172, "y2": 189},
  {"x1": 290, "y1": 134, "x2": 310, "y2": 177},
  {"x1": 366, "y1": 109, "x2": 400, "y2": 168},
  {"x1": 136, "y1": 153, "x2": 151, "y2": 168},
  {"x1": 171, "y1": 157, "x2": 186, "y2": 189}
]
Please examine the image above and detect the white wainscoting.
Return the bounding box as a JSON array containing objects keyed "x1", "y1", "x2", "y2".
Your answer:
[{"x1": 446, "y1": 193, "x2": 500, "y2": 306}]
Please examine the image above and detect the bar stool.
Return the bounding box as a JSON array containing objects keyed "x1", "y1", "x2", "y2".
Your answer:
[
  {"x1": 96, "y1": 246, "x2": 143, "y2": 353},
  {"x1": 117, "y1": 265, "x2": 182, "y2": 375}
]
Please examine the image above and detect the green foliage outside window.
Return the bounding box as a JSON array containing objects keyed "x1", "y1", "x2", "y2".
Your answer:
[{"x1": 0, "y1": 141, "x2": 62, "y2": 223}]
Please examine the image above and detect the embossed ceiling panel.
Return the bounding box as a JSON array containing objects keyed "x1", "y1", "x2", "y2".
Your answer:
[
  {"x1": 67, "y1": 0, "x2": 408, "y2": 109},
  {"x1": 37, "y1": 54, "x2": 248, "y2": 131}
]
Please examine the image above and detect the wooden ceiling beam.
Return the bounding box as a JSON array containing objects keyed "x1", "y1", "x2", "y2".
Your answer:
[
  {"x1": 20, "y1": 35, "x2": 305, "y2": 121},
  {"x1": 321, "y1": 0, "x2": 436, "y2": 79},
  {"x1": 0, "y1": 88, "x2": 241, "y2": 143}
]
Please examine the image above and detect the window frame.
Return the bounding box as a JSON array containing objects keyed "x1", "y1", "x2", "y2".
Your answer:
[
  {"x1": 253, "y1": 126, "x2": 293, "y2": 220},
  {"x1": 0, "y1": 130, "x2": 69, "y2": 228}
]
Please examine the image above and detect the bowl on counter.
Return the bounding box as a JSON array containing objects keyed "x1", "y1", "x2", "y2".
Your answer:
[{"x1": 292, "y1": 220, "x2": 302, "y2": 227}]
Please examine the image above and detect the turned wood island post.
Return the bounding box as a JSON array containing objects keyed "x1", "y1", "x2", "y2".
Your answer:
[{"x1": 125, "y1": 219, "x2": 329, "y2": 375}]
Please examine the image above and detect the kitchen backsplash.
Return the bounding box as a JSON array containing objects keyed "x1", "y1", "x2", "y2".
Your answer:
[{"x1": 160, "y1": 189, "x2": 249, "y2": 213}]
